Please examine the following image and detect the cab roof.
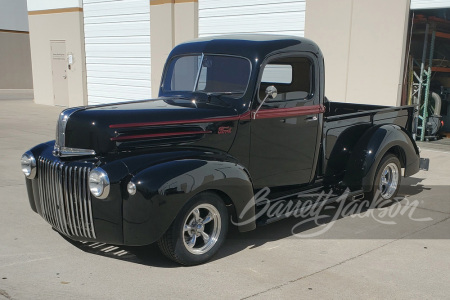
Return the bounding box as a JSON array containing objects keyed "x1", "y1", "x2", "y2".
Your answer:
[{"x1": 168, "y1": 34, "x2": 322, "y2": 62}]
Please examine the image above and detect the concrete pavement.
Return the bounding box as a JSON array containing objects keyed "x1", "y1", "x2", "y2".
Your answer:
[{"x1": 1, "y1": 100, "x2": 449, "y2": 299}]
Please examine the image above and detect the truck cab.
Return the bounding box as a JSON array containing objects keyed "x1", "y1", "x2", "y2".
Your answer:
[{"x1": 160, "y1": 35, "x2": 325, "y2": 189}]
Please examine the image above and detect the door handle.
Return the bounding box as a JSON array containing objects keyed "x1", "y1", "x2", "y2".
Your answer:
[
  {"x1": 63, "y1": 75, "x2": 67, "y2": 79},
  {"x1": 306, "y1": 116, "x2": 318, "y2": 122}
]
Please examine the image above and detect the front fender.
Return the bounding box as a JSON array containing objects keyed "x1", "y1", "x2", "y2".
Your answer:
[
  {"x1": 343, "y1": 124, "x2": 420, "y2": 192},
  {"x1": 122, "y1": 159, "x2": 255, "y2": 245}
]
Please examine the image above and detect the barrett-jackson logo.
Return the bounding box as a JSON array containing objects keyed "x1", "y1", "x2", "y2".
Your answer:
[{"x1": 218, "y1": 126, "x2": 232, "y2": 134}]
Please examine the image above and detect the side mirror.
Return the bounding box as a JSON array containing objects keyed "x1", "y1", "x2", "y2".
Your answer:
[
  {"x1": 253, "y1": 85, "x2": 277, "y2": 119},
  {"x1": 265, "y1": 85, "x2": 278, "y2": 99}
]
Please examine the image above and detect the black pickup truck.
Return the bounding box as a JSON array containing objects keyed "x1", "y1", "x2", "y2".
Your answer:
[{"x1": 21, "y1": 35, "x2": 429, "y2": 265}]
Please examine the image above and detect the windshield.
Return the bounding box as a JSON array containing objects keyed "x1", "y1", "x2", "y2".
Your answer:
[{"x1": 162, "y1": 54, "x2": 251, "y2": 95}]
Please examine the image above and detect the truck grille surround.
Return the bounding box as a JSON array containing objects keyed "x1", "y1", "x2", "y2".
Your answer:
[{"x1": 37, "y1": 157, "x2": 96, "y2": 239}]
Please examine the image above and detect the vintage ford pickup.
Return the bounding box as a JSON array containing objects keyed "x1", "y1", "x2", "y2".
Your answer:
[{"x1": 21, "y1": 35, "x2": 429, "y2": 265}]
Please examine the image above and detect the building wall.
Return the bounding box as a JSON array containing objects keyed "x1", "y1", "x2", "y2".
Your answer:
[
  {"x1": 0, "y1": 0, "x2": 29, "y2": 31},
  {"x1": 83, "y1": 0, "x2": 152, "y2": 105},
  {"x1": 27, "y1": 0, "x2": 83, "y2": 11},
  {"x1": 0, "y1": 0, "x2": 33, "y2": 92},
  {"x1": 0, "y1": 31, "x2": 33, "y2": 89},
  {"x1": 24, "y1": 0, "x2": 427, "y2": 106},
  {"x1": 411, "y1": 0, "x2": 450, "y2": 9},
  {"x1": 305, "y1": 0, "x2": 410, "y2": 106},
  {"x1": 150, "y1": 0, "x2": 198, "y2": 98},
  {"x1": 27, "y1": 1, "x2": 87, "y2": 106},
  {"x1": 198, "y1": 0, "x2": 306, "y2": 37}
]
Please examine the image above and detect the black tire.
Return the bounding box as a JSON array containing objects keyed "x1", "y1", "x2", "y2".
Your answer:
[
  {"x1": 365, "y1": 154, "x2": 402, "y2": 202},
  {"x1": 157, "y1": 192, "x2": 229, "y2": 266}
]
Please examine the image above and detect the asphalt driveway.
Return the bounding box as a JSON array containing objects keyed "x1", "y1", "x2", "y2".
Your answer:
[{"x1": 1, "y1": 99, "x2": 449, "y2": 299}]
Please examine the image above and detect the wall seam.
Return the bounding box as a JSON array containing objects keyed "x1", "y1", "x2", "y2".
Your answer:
[
  {"x1": 344, "y1": 0, "x2": 354, "y2": 103},
  {"x1": 171, "y1": 1, "x2": 175, "y2": 48},
  {"x1": 396, "y1": 0, "x2": 412, "y2": 106}
]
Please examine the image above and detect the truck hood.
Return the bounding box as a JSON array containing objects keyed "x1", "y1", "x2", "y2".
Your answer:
[{"x1": 63, "y1": 98, "x2": 240, "y2": 156}]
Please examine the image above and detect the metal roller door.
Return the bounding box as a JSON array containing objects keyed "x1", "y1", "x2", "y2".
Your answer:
[
  {"x1": 83, "y1": 0, "x2": 151, "y2": 105},
  {"x1": 199, "y1": 0, "x2": 306, "y2": 37},
  {"x1": 411, "y1": 0, "x2": 450, "y2": 9}
]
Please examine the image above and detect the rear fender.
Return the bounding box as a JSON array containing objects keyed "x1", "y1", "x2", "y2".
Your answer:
[{"x1": 343, "y1": 124, "x2": 420, "y2": 192}]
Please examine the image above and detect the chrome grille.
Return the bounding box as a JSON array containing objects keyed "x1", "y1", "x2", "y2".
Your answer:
[{"x1": 37, "y1": 157, "x2": 96, "y2": 239}]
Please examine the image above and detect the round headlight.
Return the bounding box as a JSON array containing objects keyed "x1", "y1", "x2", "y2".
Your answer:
[
  {"x1": 21, "y1": 151, "x2": 36, "y2": 179},
  {"x1": 88, "y1": 167, "x2": 110, "y2": 199}
]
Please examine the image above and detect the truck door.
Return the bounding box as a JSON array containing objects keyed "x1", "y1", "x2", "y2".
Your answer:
[{"x1": 249, "y1": 54, "x2": 323, "y2": 189}]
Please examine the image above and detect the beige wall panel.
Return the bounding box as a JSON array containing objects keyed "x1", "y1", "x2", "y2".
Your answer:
[
  {"x1": 150, "y1": 3, "x2": 174, "y2": 98},
  {"x1": 174, "y1": 1, "x2": 198, "y2": 46},
  {"x1": 305, "y1": 0, "x2": 410, "y2": 106},
  {"x1": 150, "y1": 1, "x2": 198, "y2": 98},
  {"x1": 28, "y1": 11, "x2": 87, "y2": 106},
  {"x1": 305, "y1": 0, "x2": 353, "y2": 102},
  {"x1": 346, "y1": 0, "x2": 410, "y2": 106},
  {"x1": 0, "y1": 31, "x2": 33, "y2": 89}
]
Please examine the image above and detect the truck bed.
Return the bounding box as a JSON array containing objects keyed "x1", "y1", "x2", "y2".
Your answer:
[
  {"x1": 324, "y1": 101, "x2": 416, "y2": 128},
  {"x1": 321, "y1": 101, "x2": 417, "y2": 178}
]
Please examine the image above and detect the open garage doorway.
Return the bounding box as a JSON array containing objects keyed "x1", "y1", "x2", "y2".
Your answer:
[{"x1": 403, "y1": 5, "x2": 450, "y2": 142}]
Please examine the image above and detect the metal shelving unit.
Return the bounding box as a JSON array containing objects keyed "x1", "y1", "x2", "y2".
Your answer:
[{"x1": 409, "y1": 18, "x2": 450, "y2": 141}]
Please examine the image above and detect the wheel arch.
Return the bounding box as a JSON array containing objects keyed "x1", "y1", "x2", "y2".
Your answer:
[
  {"x1": 342, "y1": 124, "x2": 420, "y2": 192},
  {"x1": 385, "y1": 145, "x2": 407, "y2": 168},
  {"x1": 204, "y1": 189, "x2": 237, "y2": 221}
]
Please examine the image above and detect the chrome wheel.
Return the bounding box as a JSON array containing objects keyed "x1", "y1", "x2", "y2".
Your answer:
[
  {"x1": 379, "y1": 162, "x2": 399, "y2": 199},
  {"x1": 182, "y1": 203, "x2": 221, "y2": 255}
]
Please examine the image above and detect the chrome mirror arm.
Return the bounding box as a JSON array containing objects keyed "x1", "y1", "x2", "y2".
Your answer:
[
  {"x1": 253, "y1": 94, "x2": 270, "y2": 119},
  {"x1": 252, "y1": 85, "x2": 277, "y2": 120}
]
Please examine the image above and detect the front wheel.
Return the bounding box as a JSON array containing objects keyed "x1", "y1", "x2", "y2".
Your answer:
[
  {"x1": 157, "y1": 192, "x2": 229, "y2": 266},
  {"x1": 366, "y1": 154, "x2": 402, "y2": 202}
]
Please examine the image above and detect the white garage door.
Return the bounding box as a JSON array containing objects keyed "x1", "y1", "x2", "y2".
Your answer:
[
  {"x1": 83, "y1": 0, "x2": 151, "y2": 105},
  {"x1": 411, "y1": 0, "x2": 450, "y2": 9},
  {"x1": 199, "y1": 0, "x2": 306, "y2": 37}
]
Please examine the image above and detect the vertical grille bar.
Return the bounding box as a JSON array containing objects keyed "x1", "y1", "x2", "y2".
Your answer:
[
  {"x1": 73, "y1": 167, "x2": 83, "y2": 237},
  {"x1": 50, "y1": 161, "x2": 63, "y2": 233},
  {"x1": 52, "y1": 162, "x2": 63, "y2": 232},
  {"x1": 77, "y1": 168, "x2": 87, "y2": 237},
  {"x1": 63, "y1": 166, "x2": 75, "y2": 236},
  {"x1": 68, "y1": 166, "x2": 79, "y2": 236},
  {"x1": 36, "y1": 158, "x2": 96, "y2": 239},
  {"x1": 87, "y1": 173, "x2": 96, "y2": 239},
  {"x1": 44, "y1": 160, "x2": 56, "y2": 227},
  {"x1": 41, "y1": 160, "x2": 51, "y2": 224},
  {"x1": 81, "y1": 167, "x2": 91, "y2": 238},
  {"x1": 37, "y1": 158, "x2": 46, "y2": 220},
  {"x1": 56, "y1": 163, "x2": 69, "y2": 236}
]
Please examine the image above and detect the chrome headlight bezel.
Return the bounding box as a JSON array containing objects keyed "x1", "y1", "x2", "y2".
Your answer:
[
  {"x1": 88, "y1": 167, "x2": 110, "y2": 199},
  {"x1": 21, "y1": 151, "x2": 36, "y2": 179}
]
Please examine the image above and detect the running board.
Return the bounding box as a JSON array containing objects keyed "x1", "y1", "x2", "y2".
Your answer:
[{"x1": 256, "y1": 190, "x2": 364, "y2": 226}]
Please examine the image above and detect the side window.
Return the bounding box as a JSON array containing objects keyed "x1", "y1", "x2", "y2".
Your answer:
[
  {"x1": 261, "y1": 64, "x2": 292, "y2": 84},
  {"x1": 259, "y1": 56, "x2": 313, "y2": 102}
]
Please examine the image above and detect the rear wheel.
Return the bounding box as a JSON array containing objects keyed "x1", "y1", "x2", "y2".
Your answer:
[
  {"x1": 157, "y1": 192, "x2": 228, "y2": 266},
  {"x1": 366, "y1": 154, "x2": 402, "y2": 202}
]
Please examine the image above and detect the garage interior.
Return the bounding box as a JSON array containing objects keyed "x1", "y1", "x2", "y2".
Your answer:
[{"x1": 405, "y1": 7, "x2": 450, "y2": 142}]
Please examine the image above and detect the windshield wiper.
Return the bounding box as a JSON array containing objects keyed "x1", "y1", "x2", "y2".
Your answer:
[
  {"x1": 204, "y1": 91, "x2": 245, "y2": 107},
  {"x1": 206, "y1": 91, "x2": 245, "y2": 97},
  {"x1": 207, "y1": 91, "x2": 244, "y2": 104}
]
